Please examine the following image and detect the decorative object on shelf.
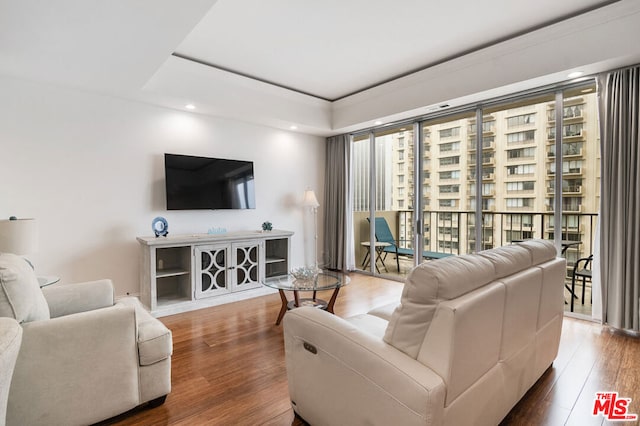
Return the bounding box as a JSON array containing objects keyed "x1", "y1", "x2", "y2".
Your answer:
[
  {"x1": 261, "y1": 221, "x2": 273, "y2": 232},
  {"x1": 302, "y1": 189, "x2": 320, "y2": 270},
  {"x1": 152, "y1": 217, "x2": 168, "y2": 238},
  {"x1": 290, "y1": 266, "x2": 320, "y2": 289},
  {"x1": 290, "y1": 266, "x2": 320, "y2": 281},
  {"x1": 207, "y1": 227, "x2": 227, "y2": 235},
  {"x1": 0, "y1": 217, "x2": 38, "y2": 268}
]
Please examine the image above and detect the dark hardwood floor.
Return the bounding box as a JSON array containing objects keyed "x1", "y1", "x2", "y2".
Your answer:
[{"x1": 103, "y1": 274, "x2": 639, "y2": 426}]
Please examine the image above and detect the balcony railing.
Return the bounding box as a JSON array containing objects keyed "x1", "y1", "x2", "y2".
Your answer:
[{"x1": 355, "y1": 210, "x2": 597, "y2": 270}]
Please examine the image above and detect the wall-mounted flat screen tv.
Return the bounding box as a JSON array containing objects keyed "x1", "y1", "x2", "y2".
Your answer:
[{"x1": 165, "y1": 153, "x2": 256, "y2": 210}]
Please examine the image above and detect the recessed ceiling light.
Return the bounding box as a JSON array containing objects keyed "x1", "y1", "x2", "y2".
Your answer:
[
  {"x1": 290, "y1": 125, "x2": 298, "y2": 130},
  {"x1": 185, "y1": 104, "x2": 196, "y2": 110},
  {"x1": 374, "y1": 120, "x2": 383, "y2": 125},
  {"x1": 567, "y1": 71, "x2": 584, "y2": 79}
]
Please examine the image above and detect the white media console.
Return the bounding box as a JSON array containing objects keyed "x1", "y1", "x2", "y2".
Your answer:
[{"x1": 137, "y1": 230, "x2": 293, "y2": 317}]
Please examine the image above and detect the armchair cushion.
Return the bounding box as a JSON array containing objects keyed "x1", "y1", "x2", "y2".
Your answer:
[
  {"x1": 42, "y1": 279, "x2": 114, "y2": 318},
  {"x1": 0, "y1": 253, "x2": 49, "y2": 323}
]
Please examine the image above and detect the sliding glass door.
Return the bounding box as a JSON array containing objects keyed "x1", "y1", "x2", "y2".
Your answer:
[
  {"x1": 352, "y1": 125, "x2": 416, "y2": 278},
  {"x1": 350, "y1": 80, "x2": 599, "y2": 314},
  {"x1": 420, "y1": 112, "x2": 476, "y2": 257}
]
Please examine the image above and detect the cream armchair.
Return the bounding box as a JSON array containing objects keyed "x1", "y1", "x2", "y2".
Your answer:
[
  {"x1": 0, "y1": 253, "x2": 172, "y2": 426},
  {"x1": 0, "y1": 318, "x2": 21, "y2": 426}
]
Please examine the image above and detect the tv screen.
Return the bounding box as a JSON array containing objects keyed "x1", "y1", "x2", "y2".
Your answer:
[{"x1": 165, "y1": 153, "x2": 256, "y2": 210}]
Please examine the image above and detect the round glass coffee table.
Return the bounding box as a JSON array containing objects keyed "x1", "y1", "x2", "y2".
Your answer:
[{"x1": 263, "y1": 272, "x2": 350, "y2": 325}]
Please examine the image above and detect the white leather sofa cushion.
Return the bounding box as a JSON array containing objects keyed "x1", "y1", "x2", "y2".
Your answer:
[
  {"x1": 476, "y1": 244, "x2": 532, "y2": 279},
  {"x1": 519, "y1": 239, "x2": 557, "y2": 264},
  {"x1": 0, "y1": 254, "x2": 50, "y2": 323},
  {"x1": 384, "y1": 254, "x2": 495, "y2": 358},
  {"x1": 417, "y1": 282, "x2": 505, "y2": 405},
  {"x1": 367, "y1": 302, "x2": 397, "y2": 321},
  {"x1": 345, "y1": 313, "x2": 388, "y2": 338}
]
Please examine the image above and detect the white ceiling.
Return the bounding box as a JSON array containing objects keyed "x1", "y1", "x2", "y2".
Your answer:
[
  {"x1": 175, "y1": 0, "x2": 612, "y2": 100},
  {"x1": 1, "y1": 0, "x2": 639, "y2": 135}
]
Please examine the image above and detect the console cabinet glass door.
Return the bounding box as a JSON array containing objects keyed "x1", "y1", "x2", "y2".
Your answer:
[
  {"x1": 232, "y1": 241, "x2": 262, "y2": 291},
  {"x1": 195, "y1": 244, "x2": 231, "y2": 299}
]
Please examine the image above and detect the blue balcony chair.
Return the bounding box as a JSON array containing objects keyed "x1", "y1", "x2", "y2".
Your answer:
[{"x1": 366, "y1": 217, "x2": 452, "y2": 273}]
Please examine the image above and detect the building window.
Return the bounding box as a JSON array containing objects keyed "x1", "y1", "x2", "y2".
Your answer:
[
  {"x1": 469, "y1": 121, "x2": 495, "y2": 134},
  {"x1": 507, "y1": 147, "x2": 536, "y2": 160},
  {"x1": 439, "y1": 156, "x2": 460, "y2": 166},
  {"x1": 548, "y1": 123, "x2": 584, "y2": 139},
  {"x1": 438, "y1": 240, "x2": 459, "y2": 250},
  {"x1": 547, "y1": 104, "x2": 584, "y2": 121},
  {"x1": 439, "y1": 127, "x2": 460, "y2": 138},
  {"x1": 439, "y1": 199, "x2": 457, "y2": 207},
  {"x1": 506, "y1": 130, "x2": 536, "y2": 144},
  {"x1": 439, "y1": 185, "x2": 460, "y2": 194},
  {"x1": 549, "y1": 160, "x2": 583, "y2": 175},
  {"x1": 562, "y1": 197, "x2": 582, "y2": 212},
  {"x1": 506, "y1": 181, "x2": 535, "y2": 192},
  {"x1": 506, "y1": 214, "x2": 533, "y2": 227},
  {"x1": 505, "y1": 230, "x2": 534, "y2": 241},
  {"x1": 482, "y1": 198, "x2": 495, "y2": 210},
  {"x1": 506, "y1": 198, "x2": 534, "y2": 208},
  {"x1": 507, "y1": 113, "x2": 536, "y2": 127},
  {"x1": 439, "y1": 170, "x2": 460, "y2": 180},
  {"x1": 439, "y1": 141, "x2": 460, "y2": 152},
  {"x1": 506, "y1": 164, "x2": 536, "y2": 175},
  {"x1": 482, "y1": 183, "x2": 495, "y2": 196}
]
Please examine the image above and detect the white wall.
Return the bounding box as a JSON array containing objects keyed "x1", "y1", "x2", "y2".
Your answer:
[{"x1": 0, "y1": 76, "x2": 325, "y2": 297}]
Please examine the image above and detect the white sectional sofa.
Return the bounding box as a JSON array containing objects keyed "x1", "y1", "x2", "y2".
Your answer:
[{"x1": 283, "y1": 239, "x2": 565, "y2": 426}]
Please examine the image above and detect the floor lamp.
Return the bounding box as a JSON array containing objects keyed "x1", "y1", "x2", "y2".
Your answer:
[{"x1": 302, "y1": 190, "x2": 320, "y2": 271}]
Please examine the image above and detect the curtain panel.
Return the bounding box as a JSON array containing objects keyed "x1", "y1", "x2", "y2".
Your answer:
[
  {"x1": 597, "y1": 66, "x2": 640, "y2": 332},
  {"x1": 323, "y1": 134, "x2": 350, "y2": 270}
]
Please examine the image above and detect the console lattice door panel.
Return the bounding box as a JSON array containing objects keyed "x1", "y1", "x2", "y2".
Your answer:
[
  {"x1": 196, "y1": 246, "x2": 229, "y2": 299},
  {"x1": 235, "y1": 245, "x2": 259, "y2": 288}
]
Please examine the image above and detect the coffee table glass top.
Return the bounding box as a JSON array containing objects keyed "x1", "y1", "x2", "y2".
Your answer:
[{"x1": 263, "y1": 271, "x2": 350, "y2": 291}]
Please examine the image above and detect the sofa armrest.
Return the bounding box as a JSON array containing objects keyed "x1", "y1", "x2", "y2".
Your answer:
[
  {"x1": 283, "y1": 307, "x2": 446, "y2": 426},
  {"x1": 8, "y1": 303, "x2": 140, "y2": 426},
  {"x1": 42, "y1": 279, "x2": 114, "y2": 318}
]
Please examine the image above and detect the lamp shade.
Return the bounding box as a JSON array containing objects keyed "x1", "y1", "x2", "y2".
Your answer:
[
  {"x1": 302, "y1": 190, "x2": 319, "y2": 208},
  {"x1": 0, "y1": 218, "x2": 38, "y2": 256}
]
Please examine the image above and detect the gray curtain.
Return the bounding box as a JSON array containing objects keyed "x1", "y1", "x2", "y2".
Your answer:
[
  {"x1": 597, "y1": 66, "x2": 640, "y2": 332},
  {"x1": 323, "y1": 134, "x2": 350, "y2": 270}
]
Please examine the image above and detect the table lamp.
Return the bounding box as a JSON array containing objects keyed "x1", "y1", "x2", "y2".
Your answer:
[{"x1": 0, "y1": 217, "x2": 38, "y2": 267}]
